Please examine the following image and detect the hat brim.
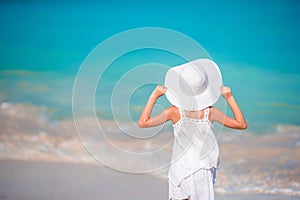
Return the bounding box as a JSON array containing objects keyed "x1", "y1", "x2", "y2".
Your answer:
[{"x1": 164, "y1": 59, "x2": 222, "y2": 111}]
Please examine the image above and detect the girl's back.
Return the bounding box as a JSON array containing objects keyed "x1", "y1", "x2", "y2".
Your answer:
[{"x1": 169, "y1": 107, "x2": 219, "y2": 187}]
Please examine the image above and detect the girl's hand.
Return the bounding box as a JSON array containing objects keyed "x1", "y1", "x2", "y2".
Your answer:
[
  {"x1": 152, "y1": 85, "x2": 167, "y2": 98},
  {"x1": 220, "y1": 86, "x2": 233, "y2": 99}
]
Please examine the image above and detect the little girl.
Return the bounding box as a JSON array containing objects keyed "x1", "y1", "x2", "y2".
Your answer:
[{"x1": 138, "y1": 59, "x2": 247, "y2": 200}]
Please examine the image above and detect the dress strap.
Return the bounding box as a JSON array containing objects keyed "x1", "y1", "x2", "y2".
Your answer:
[
  {"x1": 204, "y1": 107, "x2": 210, "y2": 121},
  {"x1": 179, "y1": 108, "x2": 185, "y2": 119}
]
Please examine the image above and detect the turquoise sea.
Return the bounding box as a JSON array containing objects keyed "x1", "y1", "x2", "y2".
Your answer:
[{"x1": 1, "y1": 0, "x2": 300, "y2": 132}]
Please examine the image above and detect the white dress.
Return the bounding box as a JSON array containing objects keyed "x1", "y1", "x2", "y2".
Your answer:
[{"x1": 168, "y1": 107, "x2": 219, "y2": 200}]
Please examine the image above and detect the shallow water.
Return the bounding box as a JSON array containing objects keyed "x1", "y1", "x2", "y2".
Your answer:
[{"x1": 1, "y1": 62, "x2": 299, "y2": 132}]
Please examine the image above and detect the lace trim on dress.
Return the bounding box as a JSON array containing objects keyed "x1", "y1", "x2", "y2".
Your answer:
[{"x1": 173, "y1": 107, "x2": 213, "y2": 129}]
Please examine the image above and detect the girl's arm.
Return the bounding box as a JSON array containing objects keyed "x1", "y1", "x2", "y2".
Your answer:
[
  {"x1": 211, "y1": 86, "x2": 247, "y2": 130},
  {"x1": 138, "y1": 85, "x2": 178, "y2": 128}
]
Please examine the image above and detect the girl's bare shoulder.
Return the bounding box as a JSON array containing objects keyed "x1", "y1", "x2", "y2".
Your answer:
[
  {"x1": 209, "y1": 106, "x2": 225, "y2": 121},
  {"x1": 166, "y1": 106, "x2": 180, "y2": 124}
]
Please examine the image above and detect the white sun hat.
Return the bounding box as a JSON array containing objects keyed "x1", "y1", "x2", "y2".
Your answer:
[{"x1": 164, "y1": 58, "x2": 222, "y2": 111}]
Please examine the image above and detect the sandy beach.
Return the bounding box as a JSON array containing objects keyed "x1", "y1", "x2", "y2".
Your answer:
[{"x1": 0, "y1": 159, "x2": 299, "y2": 200}]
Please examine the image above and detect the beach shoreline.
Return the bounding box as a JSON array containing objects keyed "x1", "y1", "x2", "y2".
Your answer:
[
  {"x1": 0, "y1": 102, "x2": 300, "y2": 198},
  {"x1": 0, "y1": 159, "x2": 299, "y2": 200}
]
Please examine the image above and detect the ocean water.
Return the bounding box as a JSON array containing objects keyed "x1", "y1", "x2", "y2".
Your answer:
[{"x1": 1, "y1": 0, "x2": 299, "y2": 130}]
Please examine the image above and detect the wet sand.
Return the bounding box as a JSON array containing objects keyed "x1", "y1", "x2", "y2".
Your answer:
[
  {"x1": 0, "y1": 160, "x2": 299, "y2": 200},
  {"x1": 0, "y1": 160, "x2": 167, "y2": 200}
]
